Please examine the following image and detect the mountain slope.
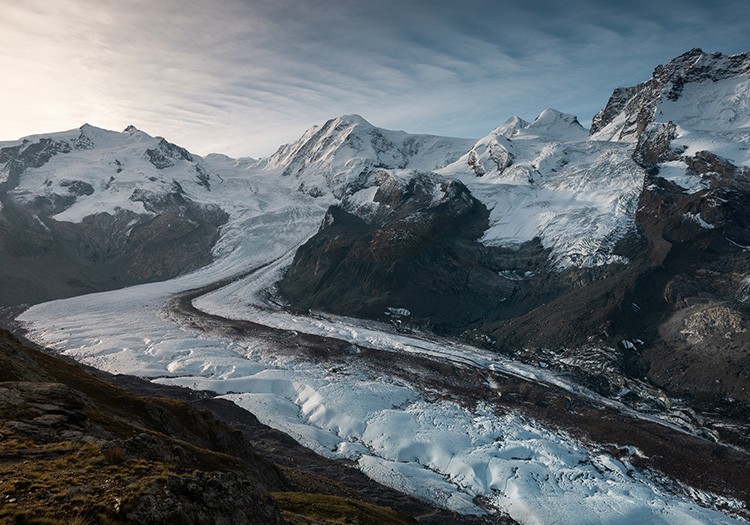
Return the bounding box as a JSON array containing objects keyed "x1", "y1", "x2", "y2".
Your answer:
[
  {"x1": 0, "y1": 125, "x2": 228, "y2": 306},
  {"x1": 260, "y1": 114, "x2": 475, "y2": 198},
  {"x1": 591, "y1": 49, "x2": 750, "y2": 405}
]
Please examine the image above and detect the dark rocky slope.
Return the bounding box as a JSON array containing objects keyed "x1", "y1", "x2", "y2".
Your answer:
[{"x1": 279, "y1": 172, "x2": 561, "y2": 334}]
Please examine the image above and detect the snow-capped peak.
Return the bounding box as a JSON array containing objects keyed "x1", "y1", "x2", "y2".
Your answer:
[
  {"x1": 591, "y1": 49, "x2": 750, "y2": 142},
  {"x1": 438, "y1": 108, "x2": 643, "y2": 268},
  {"x1": 0, "y1": 123, "x2": 218, "y2": 223},
  {"x1": 260, "y1": 115, "x2": 475, "y2": 198},
  {"x1": 522, "y1": 109, "x2": 589, "y2": 140},
  {"x1": 490, "y1": 116, "x2": 530, "y2": 138}
]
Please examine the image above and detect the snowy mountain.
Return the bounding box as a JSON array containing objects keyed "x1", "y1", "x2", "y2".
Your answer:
[
  {"x1": 0, "y1": 124, "x2": 215, "y2": 220},
  {"x1": 0, "y1": 124, "x2": 229, "y2": 305},
  {"x1": 438, "y1": 108, "x2": 642, "y2": 268},
  {"x1": 3, "y1": 49, "x2": 750, "y2": 525},
  {"x1": 592, "y1": 48, "x2": 750, "y2": 189},
  {"x1": 276, "y1": 107, "x2": 643, "y2": 331},
  {"x1": 259, "y1": 114, "x2": 475, "y2": 198},
  {"x1": 586, "y1": 49, "x2": 750, "y2": 409},
  {"x1": 260, "y1": 108, "x2": 643, "y2": 269},
  {"x1": 592, "y1": 48, "x2": 750, "y2": 142}
]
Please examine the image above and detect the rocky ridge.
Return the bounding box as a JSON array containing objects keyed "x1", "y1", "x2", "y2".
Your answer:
[
  {"x1": 591, "y1": 48, "x2": 750, "y2": 140},
  {"x1": 279, "y1": 170, "x2": 557, "y2": 333}
]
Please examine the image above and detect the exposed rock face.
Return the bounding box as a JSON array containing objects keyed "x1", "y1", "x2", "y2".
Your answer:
[
  {"x1": 145, "y1": 138, "x2": 194, "y2": 169},
  {"x1": 632, "y1": 121, "x2": 682, "y2": 168},
  {"x1": 0, "y1": 382, "x2": 104, "y2": 443},
  {"x1": 280, "y1": 171, "x2": 558, "y2": 333},
  {"x1": 613, "y1": 162, "x2": 750, "y2": 403},
  {"x1": 126, "y1": 472, "x2": 283, "y2": 525},
  {"x1": 467, "y1": 135, "x2": 514, "y2": 176}
]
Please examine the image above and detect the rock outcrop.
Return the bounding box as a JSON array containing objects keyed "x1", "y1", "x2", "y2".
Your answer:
[{"x1": 279, "y1": 171, "x2": 558, "y2": 334}]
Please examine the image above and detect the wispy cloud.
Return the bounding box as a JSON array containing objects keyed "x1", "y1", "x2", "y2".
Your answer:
[{"x1": 0, "y1": 0, "x2": 748, "y2": 157}]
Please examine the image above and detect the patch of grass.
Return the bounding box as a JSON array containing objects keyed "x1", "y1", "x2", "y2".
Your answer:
[
  {"x1": 273, "y1": 492, "x2": 417, "y2": 525},
  {"x1": 0, "y1": 439, "x2": 170, "y2": 524}
]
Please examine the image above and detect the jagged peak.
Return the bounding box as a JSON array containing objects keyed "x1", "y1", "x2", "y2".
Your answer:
[
  {"x1": 592, "y1": 49, "x2": 750, "y2": 140},
  {"x1": 652, "y1": 48, "x2": 750, "y2": 82},
  {"x1": 123, "y1": 124, "x2": 140, "y2": 134}
]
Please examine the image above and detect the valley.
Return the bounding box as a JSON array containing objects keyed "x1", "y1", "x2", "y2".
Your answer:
[{"x1": 3, "y1": 49, "x2": 749, "y2": 524}]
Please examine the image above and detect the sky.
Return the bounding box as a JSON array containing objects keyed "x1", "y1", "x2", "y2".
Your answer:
[{"x1": 0, "y1": 0, "x2": 748, "y2": 158}]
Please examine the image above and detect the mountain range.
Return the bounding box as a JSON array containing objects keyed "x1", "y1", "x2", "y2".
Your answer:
[{"x1": 2, "y1": 48, "x2": 749, "y2": 524}]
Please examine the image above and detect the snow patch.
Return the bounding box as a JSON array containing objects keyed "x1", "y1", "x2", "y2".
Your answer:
[{"x1": 684, "y1": 212, "x2": 715, "y2": 229}]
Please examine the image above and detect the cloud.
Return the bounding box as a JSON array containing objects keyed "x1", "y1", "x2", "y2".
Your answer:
[{"x1": 0, "y1": 0, "x2": 748, "y2": 157}]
